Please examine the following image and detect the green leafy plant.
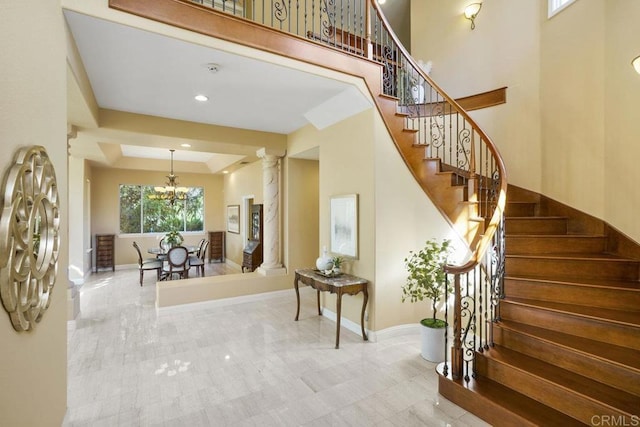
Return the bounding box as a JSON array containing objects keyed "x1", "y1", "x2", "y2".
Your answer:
[
  {"x1": 402, "y1": 239, "x2": 453, "y2": 328},
  {"x1": 331, "y1": 256, "x2": 344, "y2": 269},
  {"x1": 165, "y1": 230, "x2": 183, "y2": 247}
]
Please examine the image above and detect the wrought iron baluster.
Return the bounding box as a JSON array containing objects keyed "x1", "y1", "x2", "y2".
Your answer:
[{"x1": 444, "y1": 273, "x2": 450, "y2": 377}]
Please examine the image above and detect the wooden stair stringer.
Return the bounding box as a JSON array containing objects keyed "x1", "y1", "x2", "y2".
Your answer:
[{"x1": 404, "y1": 147, "x2": 484, "y2": 248}]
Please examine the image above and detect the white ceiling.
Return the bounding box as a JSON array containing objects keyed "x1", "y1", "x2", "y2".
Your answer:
[
  {"x1": 63, "y1": 9, "x2": 368, "y2": 171},
  {"x1": 121, "y1": 145, "x2": 211, "y2": 162}
]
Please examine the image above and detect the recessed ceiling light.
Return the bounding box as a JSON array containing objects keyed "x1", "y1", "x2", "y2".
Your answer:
[
  {"x1": 194, "y1": 94, "x2": 208, "y2": 102},
  {"x1": 206, "y1": 63, "x2": 220, "y2": 73},
  {"x1": 222, "y1": 170, "x2": 229, "y2": 174},
  {"x1": 180, "y1": 143, "x2": 191, "y2": 148}
]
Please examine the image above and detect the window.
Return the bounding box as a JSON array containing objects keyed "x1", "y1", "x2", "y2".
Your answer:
[
  {"x1": 548, "y1": 0, "x2": 576, "y2": 18},
  {"x1": 119, "y1": 185, "x2": 204, "y2": 234}
]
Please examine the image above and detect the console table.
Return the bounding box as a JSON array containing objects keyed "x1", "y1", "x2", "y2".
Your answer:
[{"x1": 294, "y1": 269, "x2": 369, "y2": 349}]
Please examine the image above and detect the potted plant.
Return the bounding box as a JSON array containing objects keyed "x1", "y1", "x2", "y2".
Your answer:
[
  {"x1": 402, "y1": 238, "x2": 452, "y2": 362},
  {"x1": 331, "y1": 256, "x2": 344, "y2": 274},
  {"x1": 165, "y1": 230, "x2": 183, "y2": 248}
]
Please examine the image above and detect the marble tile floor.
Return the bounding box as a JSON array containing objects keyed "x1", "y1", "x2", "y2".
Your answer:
[{"x1": 64, "y1": 265, "x2": 491, "y2": 427}]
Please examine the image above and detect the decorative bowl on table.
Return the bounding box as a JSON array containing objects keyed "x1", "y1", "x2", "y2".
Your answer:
[{"x1": 314, "y1": 269, "x2": 342, "y2": 278}]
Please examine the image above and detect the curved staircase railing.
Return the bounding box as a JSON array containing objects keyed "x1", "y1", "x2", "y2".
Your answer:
[
  {"x1": 366, "y1": 1, "x2": 508, "y2": 382},
  {"x1": 115, "y1": 0, "x2": 508, "y2": 383}
]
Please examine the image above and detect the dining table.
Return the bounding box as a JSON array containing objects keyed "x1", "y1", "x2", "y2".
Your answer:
[{"x1": 147, "y1": 245, "x2": 199, "y2": 256}]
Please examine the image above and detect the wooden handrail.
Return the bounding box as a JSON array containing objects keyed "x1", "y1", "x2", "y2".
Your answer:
[{"x1": 368, "y1": 0, "x2": 507, "y2": 274}]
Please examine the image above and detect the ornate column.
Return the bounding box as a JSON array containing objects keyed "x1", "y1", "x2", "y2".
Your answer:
[{"x1": 256, "y1": 148, "x2": 286, "y2": 276}]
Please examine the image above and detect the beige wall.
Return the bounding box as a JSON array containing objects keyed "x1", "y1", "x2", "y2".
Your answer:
[
  {"x1": 411, "y1": 0, "x2": 542, "y2": 193},
  {"x1": 288, "y1": 102, "x2": 465, "y2": 333},
  {"x1": 412, "y1": 0, "x2": 640, "y2": 244},
  {"x1": 286, "y1": 112, "x2": 376, "y2": 328},
  {"x1": 223, "y1": 160, "x2": 263, "y2": 265},
  {"x1": 90, "y1": 166, "x2": 224, "y2": 266},
  {"x1": 541, "y1": 0, "x2": 640, "y2": 243},
  {"x1": 372, "y1": 111, "x2": 467, "y2": 330},
  {"x1": 69, "y1": 155, "x2": 85, "y2": 282},
  {"x1": 604, "y1": 1, "x2": 640, "y2": 243},
  {"x1": 0, "y1": 2, "x2": 68, "y2": 426},
  {"x1": 284, "y1": 158, "x2": 320, "y2": 273},
  {"x1": 541, "y1": 0, "x2": 606, "y2": 219}
]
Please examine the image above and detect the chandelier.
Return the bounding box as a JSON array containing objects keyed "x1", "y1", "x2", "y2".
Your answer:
[{"x1": 149, "y1": 149, "x2": 188, "y2": 205}]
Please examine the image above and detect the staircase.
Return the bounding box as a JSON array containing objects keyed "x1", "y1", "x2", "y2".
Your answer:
[
  {"x1": 438, "y1": 184, "x2": 640, "y2": 425},
  {"x1": 107, "y1": 0, "x2": 639, "y2": 424}
]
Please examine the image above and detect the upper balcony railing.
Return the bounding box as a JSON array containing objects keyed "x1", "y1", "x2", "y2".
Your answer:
[{"x1": 181, "y1": 0, "x2": 507, "y2": 383}]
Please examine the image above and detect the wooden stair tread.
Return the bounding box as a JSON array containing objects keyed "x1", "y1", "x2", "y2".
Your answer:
[
  {"x1": 506, "y1": 234, "x2": 606, "y2": 239},
  {"x1": 483, "y1": 346, "x2": 640, "y2": 414},
  {"x1": 504, "y1": 297, "x2": 640, "y2": 326},
  {"x1": 497, "y1": 320, "x2": 640, "y2": 372},
  {"x1": 506, "y1": 216, "x2": 567, "y2": 220},
  {"x1": 506, "y1": 252, "x2": 637, "y2": 261},
  {"x1": 504, "y1": 275, "x2": 640, "y2": 290},
  {"x1": 437, "y1": 365, "x2": 586, "y2": 427}
]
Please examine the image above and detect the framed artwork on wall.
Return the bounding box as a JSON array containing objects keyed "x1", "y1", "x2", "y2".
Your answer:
[
  {"x1": 227, "y1": 205, "x2": 240, "y2": 234},
  {"x1": 330, "y1": 194, "x2": 358, "y2": 258}
]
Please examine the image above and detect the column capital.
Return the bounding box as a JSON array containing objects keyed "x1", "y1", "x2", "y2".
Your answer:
[
  {"x1": 256, "y1": 147, "x2": 286, "y2": 159},
  {"x1": 67, "y1": 124, "x2": 77, "y2": 140}
]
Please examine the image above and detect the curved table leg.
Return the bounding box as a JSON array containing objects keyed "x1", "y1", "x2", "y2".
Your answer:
[
  {"x1": 294, "y1": 276, "x2": 301, "y2": 321},
  {"x1": 316, "y1": 290, "x2": 321, "y2": 316},
  {"x1": 336, "y1": 291, "x2": 343, "y2": 349},
  {"x1": 361, "y1": 286, "x2": 369, "y2": 341}
]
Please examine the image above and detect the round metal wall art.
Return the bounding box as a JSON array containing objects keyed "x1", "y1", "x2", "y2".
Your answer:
[{"x1": 0, "y1": 146, "x2": 60, "y2": 331}]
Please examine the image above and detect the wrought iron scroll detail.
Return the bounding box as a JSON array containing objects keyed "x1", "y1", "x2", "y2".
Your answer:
[
  {"x1": 0, "y1": 146, "x2": 60, "y2": 332},
  {"x1": 273, "y1": 0, "x2": 288, "y2": 23},
  {"x1": 457, "y1": 128, "x2": 472, "y2": 170},
  {"x1": 380, "y1": 45, "x2": 397, "y2": 97},
  {"x1": 459, "y1": 291, "x2": 476, "y2": 382},
  {"x1": 491, "y1": 215, "x2": 506, "y2": 318},
  {"x1": 321, "y1": 0, "x2": 336, "y2": 38}
]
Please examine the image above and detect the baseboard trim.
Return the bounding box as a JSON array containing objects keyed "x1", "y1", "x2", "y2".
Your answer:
[
  {"x1": 320, "y1": 309, "x2": 425, "y2": 343},
  {"x1": 373, "y1": 323, "x2": 421, "y2": 341}
]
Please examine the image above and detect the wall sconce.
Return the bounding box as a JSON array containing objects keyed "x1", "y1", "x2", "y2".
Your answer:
[
  {"x1": 633, "y1": 55, "x2": 640, "y2": 75},
  {"x1": 464, "y1": 3, "x2": 482, "y2": 30}
]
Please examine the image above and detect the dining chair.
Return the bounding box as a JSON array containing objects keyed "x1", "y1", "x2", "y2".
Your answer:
[
  {"x1": 197, "y1": 238, "x2": 206, "y2": 253},
  {"x1": 156, "y1": 237, "x2": 171, "y2": 260},
  {"x1": 188, "y1": 240, "x2": 209, "y2": 277},
  {"x1": 133, "y1": 241, "x2": 162, "y2": 286},
  {"x1": 160, "y1": 246, "x2": 190, "y2": 280}
]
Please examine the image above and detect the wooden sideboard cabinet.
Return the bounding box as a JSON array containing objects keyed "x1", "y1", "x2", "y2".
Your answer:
[
  {"x1": 208, "y1": 230, "x2": 225, "y2": 263},
  {"x1": 95, "y1": 234, "x2": 115, "y2": 273}
]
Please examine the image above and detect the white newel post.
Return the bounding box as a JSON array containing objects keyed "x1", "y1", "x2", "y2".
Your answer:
[{"x1": 256, "y1": 148, "x2": 287, "y2": 276}]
